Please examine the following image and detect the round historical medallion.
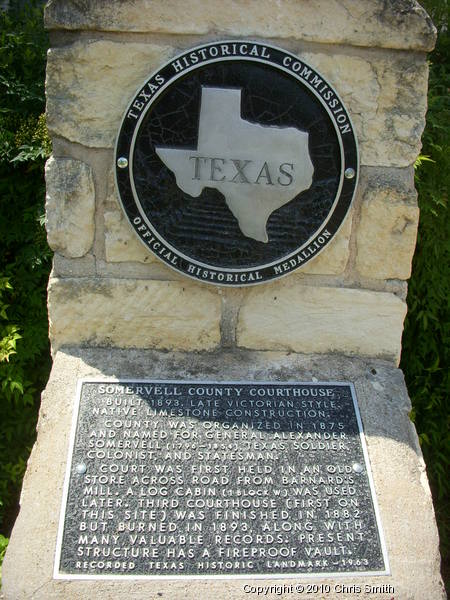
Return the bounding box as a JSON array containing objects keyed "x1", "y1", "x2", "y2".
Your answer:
[{"x1": 115, "y1": 41, "x2": 358, "y2": 286}]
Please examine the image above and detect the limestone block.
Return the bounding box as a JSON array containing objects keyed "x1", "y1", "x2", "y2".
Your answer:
[
  {"x1": 301, "y1": 52, "x2": 429, "y2": 167},
  {"x1": 52, "y1": 253, "x2": 96, "y2": 277},
  {"x1": 45, "y1": 0, "x2": 436, "y2": 52},
  {"x1": 45, "y1": 156, "x2": 95, "y2": 257},
  {"x1": 104, "y1": 168, "x2": 155, "y2": 263},
  {"x1": 355, "y1": 188, "x2": 419, "y2": 280},
  {"x1": 237, "y1": 282, "x2": 407, "y2": 363},
  {"x1": 95, "y1": 257, "x2": 182, "y2": 281},
  {"x1": 104, "y1": 209, "x2": 155, "y2": 263},
  {"x1": 300, "y1": 209, "x2": 353, "y2": 275},
  {"x1": 46, "y1": 40, "x2": 173, "y2": 147},
  {"x1": 45, "y1": 38, "x2": 430, "y2": 167},
  {"x1": 2, "y1": 348, "x2": 445, "y2": 599},
  {"x1": 48, "y1": 277, "x2": 221, "y2": 352}
]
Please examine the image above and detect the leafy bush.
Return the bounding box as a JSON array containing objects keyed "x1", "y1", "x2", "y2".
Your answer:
[
  {"x1": 0, "y1": 0, "x2": 52, "y2": 541},
  {"x1": 402, "y1": 0, "x2": 450, "y2": 591}
]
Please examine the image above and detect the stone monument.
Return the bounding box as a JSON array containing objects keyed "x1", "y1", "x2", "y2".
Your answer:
[{"x1": 2, "y1": 1, "x2": 446, "y2": 599}]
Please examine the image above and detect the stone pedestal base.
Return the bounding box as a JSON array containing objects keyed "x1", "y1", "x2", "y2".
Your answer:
[{"x1": 2, "y1": 347, "x2": 445, "y2": 599}]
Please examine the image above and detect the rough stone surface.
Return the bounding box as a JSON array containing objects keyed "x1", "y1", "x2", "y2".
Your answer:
[
  {"x1": 2, "y1": 347, "x2": 445, "y2": 599},
  {"x1": 301, "y1": 51, "x2": 429, "y2": 167},
  {"x1": 356, "y1": 188, "x2": 419, "y2": 280},
  {"x1": 44, "y1": 0, "x2": 436, "y2": 52},
  {"x1": 45, "y1": 40, "x2": 430, "y2": 168},
  {"x1": 300, "y1": 209, "x2": 353, "y2": 275},
  {"x1": 104, "y1": 169, "x2": 155, "y2": 263},
  {"x1": 104, "y1": 208, "x2": 155, "y2": 263},
  {"x1": 237, "y1": 281, "x2": 407, "y2": 364},
  {"x1": 46, "y1": 40, "x2": 173, "y2": 148},
  {"x1": 45, "y1": 156, "x2": 95, "y2": 257},
  {"x1": 52, "y1": 252, "x2": 96, "y2": 277},
  {"x1": 95, "y1": 257, "x2": 181, "y2": 280},
  {"x1": 47, "y1": 277, "x2": 221, "y2": 352}
]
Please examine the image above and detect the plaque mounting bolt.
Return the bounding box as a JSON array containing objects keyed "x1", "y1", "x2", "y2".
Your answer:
[
  {"x1": 352, "y1": 462, "x2": 364, "y2": 473},
  {"x1": 117, "y1": 157, "x2": 128, "y2": 169},
  {"x1": 76, "y1": 463, "x2": 87, "y2": 475},
  {"x1": 345, "y1": 167, "x2": 356, "y2": 179}
]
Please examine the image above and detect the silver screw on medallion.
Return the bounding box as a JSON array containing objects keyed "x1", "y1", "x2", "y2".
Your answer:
[
  {"x1": 117, "y1": 157, "x2": 128, "y2": 169},
  {"x1": 345, "y1": 167, "x2": 356, "y2": 179},
  {"x1": 76, "y1": 463, "x2": 87, "y2": 475},
  {"x1": 352, "y1": 462, "x2": 364, "y2": 474}
]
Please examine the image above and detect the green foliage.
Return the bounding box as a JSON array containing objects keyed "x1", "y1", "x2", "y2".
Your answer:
[
  {"x1": 0, "y1": 0, "x2": 52, "y2": 557},
  {"x1": 0, "y1": 534, "x2": 7, "y2": 565},
  {"x1": 402, "y1": 0, "x2": 450, "y2": 589}
]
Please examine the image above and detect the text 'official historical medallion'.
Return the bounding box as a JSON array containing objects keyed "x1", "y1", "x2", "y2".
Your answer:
[{"x1": 115, "y1": 42, "x2": 358, "y2": 285}]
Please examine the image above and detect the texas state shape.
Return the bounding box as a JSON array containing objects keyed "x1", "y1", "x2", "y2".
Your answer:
[{"x1": 156, "y1": 87, "x2": 314, "y2": 243}]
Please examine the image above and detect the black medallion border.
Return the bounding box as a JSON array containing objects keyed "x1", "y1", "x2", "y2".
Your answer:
[{"x1": 115, "y1": 41, "x2": 359, "y2": 286}]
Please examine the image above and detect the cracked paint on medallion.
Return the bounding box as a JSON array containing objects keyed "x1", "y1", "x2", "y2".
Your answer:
[{"x1": 115, "y1": 41, "x2": 358, "y2": 285}]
